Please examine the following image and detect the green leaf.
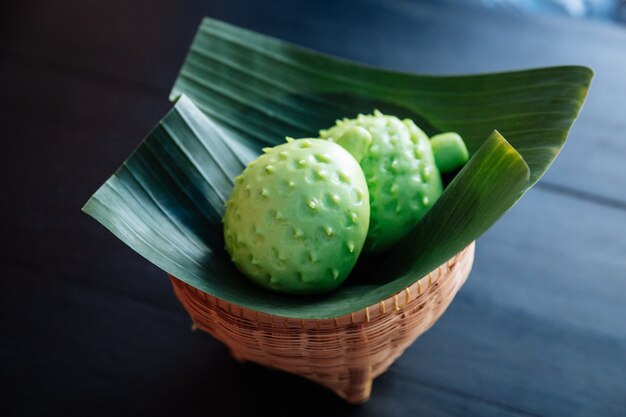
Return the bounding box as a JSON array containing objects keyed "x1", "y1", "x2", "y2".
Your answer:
[{"x1": 83, "y1": 18, "x2": 591, "y2": 318}]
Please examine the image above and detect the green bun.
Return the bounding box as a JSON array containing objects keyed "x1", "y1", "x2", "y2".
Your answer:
[
  {"x1": 430, "y1": 132, "x2": 470, "y2": 173},
  {"x1": 223, "y1": 138, "x2": 370, "y2": 295},
  {"x1": 320, "y1": 111, "x2": 443, "y2": 253}
]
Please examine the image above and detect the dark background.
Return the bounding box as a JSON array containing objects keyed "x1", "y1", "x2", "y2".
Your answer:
[{"x1": 1, "y1": 1, "x2": 625, "y2": 416}]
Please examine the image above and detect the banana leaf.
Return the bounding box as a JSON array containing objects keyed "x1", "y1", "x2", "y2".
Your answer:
[{"x1": 83, "y1": 18, "x2": 591, "y2": 318}]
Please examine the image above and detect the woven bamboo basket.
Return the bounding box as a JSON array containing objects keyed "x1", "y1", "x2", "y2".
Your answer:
[{"x1": 170, "y1": 242, "x2": 474, "y2": 404}]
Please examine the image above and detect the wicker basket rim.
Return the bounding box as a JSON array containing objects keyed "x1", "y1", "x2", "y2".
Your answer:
[{"x1": 170, "y1": 242, "x2": 474, "y2": 325}]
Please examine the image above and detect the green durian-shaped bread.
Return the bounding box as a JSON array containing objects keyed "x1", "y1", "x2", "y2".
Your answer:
[
  {"x1": 320, "y1": 111, "x2": 443, "y2": 253},
  {"x1": 223, "y1": 138, "x2": 370, "y2": 295}
]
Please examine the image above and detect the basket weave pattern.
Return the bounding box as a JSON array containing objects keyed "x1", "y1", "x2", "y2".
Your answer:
[{"x1": 170, "y1": 242, "x2": 474, "y2": 404}]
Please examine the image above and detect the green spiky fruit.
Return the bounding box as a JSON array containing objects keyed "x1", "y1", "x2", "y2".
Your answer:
[
  {"x1": 223, "y1": 138, "x2": 370, "y2": 294},
  {"x1": 320, "y1": 111, "x2": 443, "y2": 253}
]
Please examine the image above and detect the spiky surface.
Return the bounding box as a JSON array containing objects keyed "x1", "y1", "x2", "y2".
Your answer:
[
  {"x1": 223, "y1": 139, "x2": 369, "y2": 294},
  {"x1": 321, "y1": 112, "x2": 443, "y2": 253}
]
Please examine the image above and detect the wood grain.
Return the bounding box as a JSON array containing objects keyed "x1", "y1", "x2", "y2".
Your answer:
[{"x1": 1, "y1": 1, "x2": 625, "y2": 416}]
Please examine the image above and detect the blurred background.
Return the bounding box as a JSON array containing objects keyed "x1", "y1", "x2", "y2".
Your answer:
[
  {"x1": 463, "y1": 0, "x2": 626, "y2": 23},
  {"x1": 2, "y1": 1, "x2": 625, "y2": 416}
]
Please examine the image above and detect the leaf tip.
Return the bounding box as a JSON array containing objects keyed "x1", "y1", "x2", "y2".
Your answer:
[
  {"x1": 170, "y1": 93, "x2": 185, "y2": 104},
  {"x1": 81, "y1": 197, "x2": 96, "y2": 216},
  {"x1": 487, "y1": 130, "x2": 531, "y2": 183}
]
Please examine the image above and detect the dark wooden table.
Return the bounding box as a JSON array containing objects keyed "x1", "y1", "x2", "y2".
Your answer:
[{"x1": 2, "y1": 1, "x2": 625, "y2": 416}]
